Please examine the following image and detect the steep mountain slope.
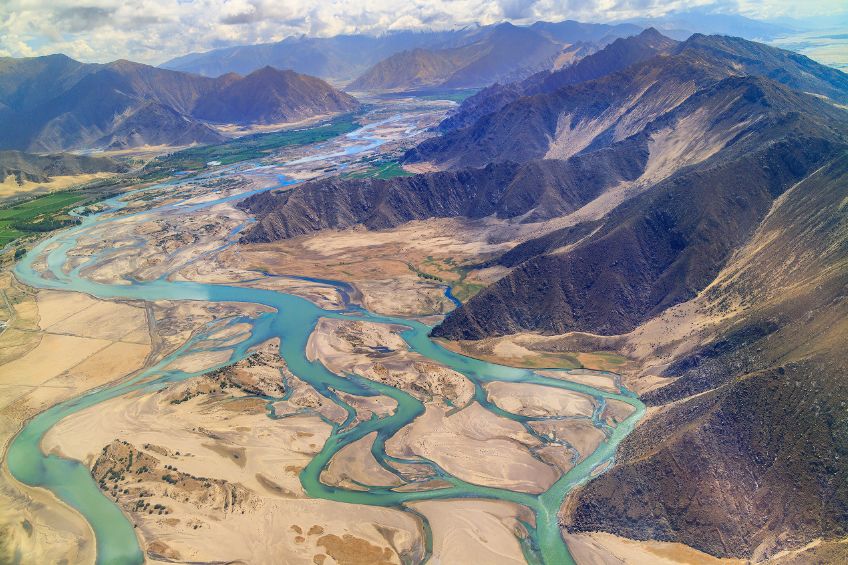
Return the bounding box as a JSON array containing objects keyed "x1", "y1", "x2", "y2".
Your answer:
[
  {"x1": 239, "y1": 152, "x2": 645, "y2": 241},
  {"x1": 0, "y1": 57, "x2": 359, "y2": 152},
  {"x1": 0, "y1": 54, "x2": 98, "y2": 115},
  {"x1": 431, "y1": 76, "x2": 848, "y2": 339},
  {"x1": 439, "y1": 23, "x2": 564, "y2": 89},
  {"x1": 436, "y1": 28, "x2": 677, "y2": 133},
  {"x1": 0, "y1": 62, "x2": 222, "y2": 152},
  {"x1": 677, "y1": 33, "x2": 848, "y2": 104},
  {"x1": 565, "y1": 152, "x2": 848, "y2": 560},
  {"x1": 162, "y1": 30, "x2": 475, "y2": 81},
  {"x1": 411, "y1": 33, "x2": 848, "y2": 168},
  {"x1": 347, "y1": 48, "x2": 479, "y2": 91}
]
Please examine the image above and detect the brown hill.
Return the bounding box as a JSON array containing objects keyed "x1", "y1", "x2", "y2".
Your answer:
[
  {"x1": 193, "y1": 66, "x2": 358, "y2": 124},
  {"x1": 0, "y1": 150, "x2": 126, "y2": 185}
]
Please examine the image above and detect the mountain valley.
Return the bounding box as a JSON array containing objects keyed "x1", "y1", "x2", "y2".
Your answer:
[{"x1": 0, "y1": 11, "x2": 847, "y2": 565}]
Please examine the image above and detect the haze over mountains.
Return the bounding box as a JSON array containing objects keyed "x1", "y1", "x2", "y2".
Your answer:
[
  {"x1": 164, "y1": 20, "x2": 641, "y2": 89},
  {"x1": 348, "y1": 21, "x2": 640, "y2": 91},
  {"x1": 239, "y1": 30, "x2": 848, "y2": 560},
  {"x1": 0, "y1": 56, "x2": 358, "y2": 152}
]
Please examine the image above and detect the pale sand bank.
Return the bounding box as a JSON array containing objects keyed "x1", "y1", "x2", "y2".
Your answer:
[
  {"x1": 565, "y1": 531, "x2": 746, "y2": 565},
  {"x1": 322, "y1": 432, "x2": 404, "y2": 489},
  {"x1": 386, "y1": 402, "x2": 557, "y2": 493},
  {"x1": 485, "y1": 381, "x2": 597, "y2": 418},
  {"x1": 409, "y1": 499, "x2": 530, "y2": 564}
]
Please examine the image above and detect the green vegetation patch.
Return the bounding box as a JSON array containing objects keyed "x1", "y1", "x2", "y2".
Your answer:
[
  {"x1": 343, "y1": 160, "x2": 413, "y2": 180},
  {"x1": 0, "y1": 192, "x2": 85, "y2": 246},
  {"x1": 407, "y1": 256, "x2": 488, "y2": 303},
  {"x1": 144, "y1": 113, "x2": 363, "y2": 176}
]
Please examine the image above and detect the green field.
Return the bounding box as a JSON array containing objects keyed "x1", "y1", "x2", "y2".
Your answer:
[
  {"x1": 409, "y1": 255, "x2": 487, "y2": 303},
  {"x1": 144, "y1": 113, "x2": 364, "y2": 176},
  {"x1": 342, "y1": 160, "x2": 413, "y2": 180},
  {"x1": 0, "y1": 192, "x2": 85, "y2": 246}
]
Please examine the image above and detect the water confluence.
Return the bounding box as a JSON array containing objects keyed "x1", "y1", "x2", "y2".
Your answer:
[{"x1": 4, "y1": 113, "x2": 645, "y2": 565}]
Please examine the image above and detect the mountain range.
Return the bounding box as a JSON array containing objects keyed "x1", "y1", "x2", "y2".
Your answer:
[
  {"x1": 435, "y1": 28, "x2": 678, "y2": 133},
  {"x1": 238, "y1": 31, "x2": 848, "y2": 560},
  {"x1": 163, "y1": 21, "x2": 641, "y2": 86},
  {"x1": 409, "y1": 31, "x2": 848, "y2": 168},
  {"x1": 348, "y1": 21, "x2": 639, "y2": 91},
  {"x1": 0, "y1": 56, "x2": 358, "y2": 152}
]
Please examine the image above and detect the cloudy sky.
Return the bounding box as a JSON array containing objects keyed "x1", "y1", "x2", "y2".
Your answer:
[{"x1": 1, "y1": 0, "x2": 845, "y2": 65}]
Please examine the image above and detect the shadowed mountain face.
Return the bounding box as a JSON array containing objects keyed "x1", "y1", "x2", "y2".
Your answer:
[
  {"x1": 0, "y1": 57, "x2": 359, "y2": 152},
  {"x1": 431, "y1": 75, "x2": 848, "y2": 339},
  {"x1": 239, "y1": 152, "x2": 646, "y2": 242},
  {"x1": 409, "y1": 33, "x2": 848, "y2": 168}
]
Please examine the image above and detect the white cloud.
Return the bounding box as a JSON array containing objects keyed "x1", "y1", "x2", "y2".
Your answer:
[{"x1": 0, "y1": 0, "x2": 845, "y2": 65}]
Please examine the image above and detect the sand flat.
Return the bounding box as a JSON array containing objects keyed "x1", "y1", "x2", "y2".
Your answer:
[
  {"x1": 530, "y1": 419, "x2": 606, "y2": 463},
  {"x1": 485, "y1": 381, "x2": 597, "y2": 418},
  {"x1": 409, "y1": 499, "x2": 529, "y2": 564},
  {"x1": 538, "y1": 369, "x2": 620, "y2": 393},
  {"x1": 0, "y1": 173, "x2": 115, "y2": 201},
  {"x1": 565, "y1": 531, "x2": 746, "y2": 565},
  {"x1": 322, "y1": 432, "x2": 404, "y2": 489},
  {"x1": 386, "y1": 402, "x2": 557, "y2": 493},
  {"x1": 0, "y1": 333, "x2": 111, "y2": 386},
  {"x1": 36, "y1": 291, "x2": 100, "y2": 329},
  {"x1": 45, "y1": 300, "x2": 147, "y2": 341}
]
